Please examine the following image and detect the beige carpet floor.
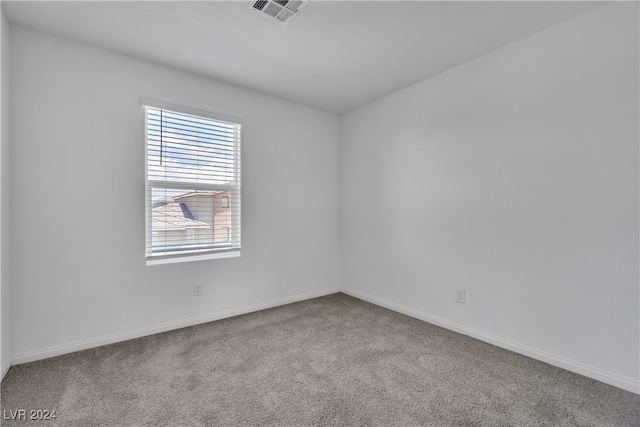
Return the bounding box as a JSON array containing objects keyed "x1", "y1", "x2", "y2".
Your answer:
[{"x1": 1, "y1": 293, "x2": 639, "y2": 426}]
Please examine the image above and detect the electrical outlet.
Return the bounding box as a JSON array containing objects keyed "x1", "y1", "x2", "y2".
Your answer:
[
  {"x1": 193, "y1": 282, "x2": 203, "y2": 296},
  {"x1": 456, "y1": 288, "x2": 465, "y2": 304}
]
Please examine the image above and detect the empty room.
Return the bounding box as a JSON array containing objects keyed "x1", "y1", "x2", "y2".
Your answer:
[{"x1": 0, "y1": 0, "x2": 638, "y2": 425}]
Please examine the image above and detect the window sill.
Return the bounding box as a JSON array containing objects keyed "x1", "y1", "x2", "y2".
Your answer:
[{"x1": 146, "y1": 250, "x2": 240, "y2": 266}]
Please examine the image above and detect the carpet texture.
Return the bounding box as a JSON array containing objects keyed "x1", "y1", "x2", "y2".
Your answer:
[{"x1": 1, "y1": 293, "x2": 639, "y2": 426}]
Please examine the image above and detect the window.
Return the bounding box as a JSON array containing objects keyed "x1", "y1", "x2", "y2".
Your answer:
[{"x1": 144, "y1": 100, "x2": 241, "y2": 264}]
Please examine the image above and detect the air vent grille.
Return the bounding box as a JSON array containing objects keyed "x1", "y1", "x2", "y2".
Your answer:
[
  {"x1": 248, "y1": 0, "x2": 309, "y2": 25},
  {"x1": 252, "y1": 0, "x2": 268, "y2": 11}
]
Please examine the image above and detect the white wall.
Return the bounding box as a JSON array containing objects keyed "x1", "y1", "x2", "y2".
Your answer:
[
  {"x1": 341, "y1": 2, "x2": 639, "y2": 393},
  {"x1": 9, "y1": 26, "x2": 341, "y2": 362},
  {"x1": 5, "y1": 1, "x2": 639, "y2": 395},
  {"x1": 1, "y1": 10, "x2": 11, "y2": 380}
]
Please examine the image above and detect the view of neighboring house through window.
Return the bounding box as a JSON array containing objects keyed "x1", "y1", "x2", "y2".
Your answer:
[{"x1": 144, "y1": 101, "x2": 241, "y2": 263}]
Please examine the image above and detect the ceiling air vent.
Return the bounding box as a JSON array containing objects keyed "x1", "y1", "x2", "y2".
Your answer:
[{"x1": 248, "y1": 0, "x2": 309, "y2": 25}]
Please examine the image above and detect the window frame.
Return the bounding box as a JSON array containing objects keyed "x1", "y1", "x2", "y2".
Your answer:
[{"x1": 142, "y1": 98, "x2": 242, "y2": 265}]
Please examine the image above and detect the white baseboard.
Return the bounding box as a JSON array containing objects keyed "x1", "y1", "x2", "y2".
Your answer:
[
  {"x1": 1, "y1": 359, "x2": 10, "y2": 381},
  {"x1": 12, "y1": 287, "x2": 340, "y2": 366},
  {"x1": 9, "y1": 285, "x2": 639, "y2": 395},
  {"x1": 340, "y1": 287, "x2": 640, "y2": 395}
]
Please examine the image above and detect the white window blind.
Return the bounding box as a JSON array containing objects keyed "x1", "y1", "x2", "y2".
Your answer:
[{"x1": 144, "y1": 101, "x2": 241, "y2": 264}]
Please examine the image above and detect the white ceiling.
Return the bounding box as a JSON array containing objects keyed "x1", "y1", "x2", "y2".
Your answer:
[{"x1": 2, "y1": 1, "x2": 605, "y2": 114}]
